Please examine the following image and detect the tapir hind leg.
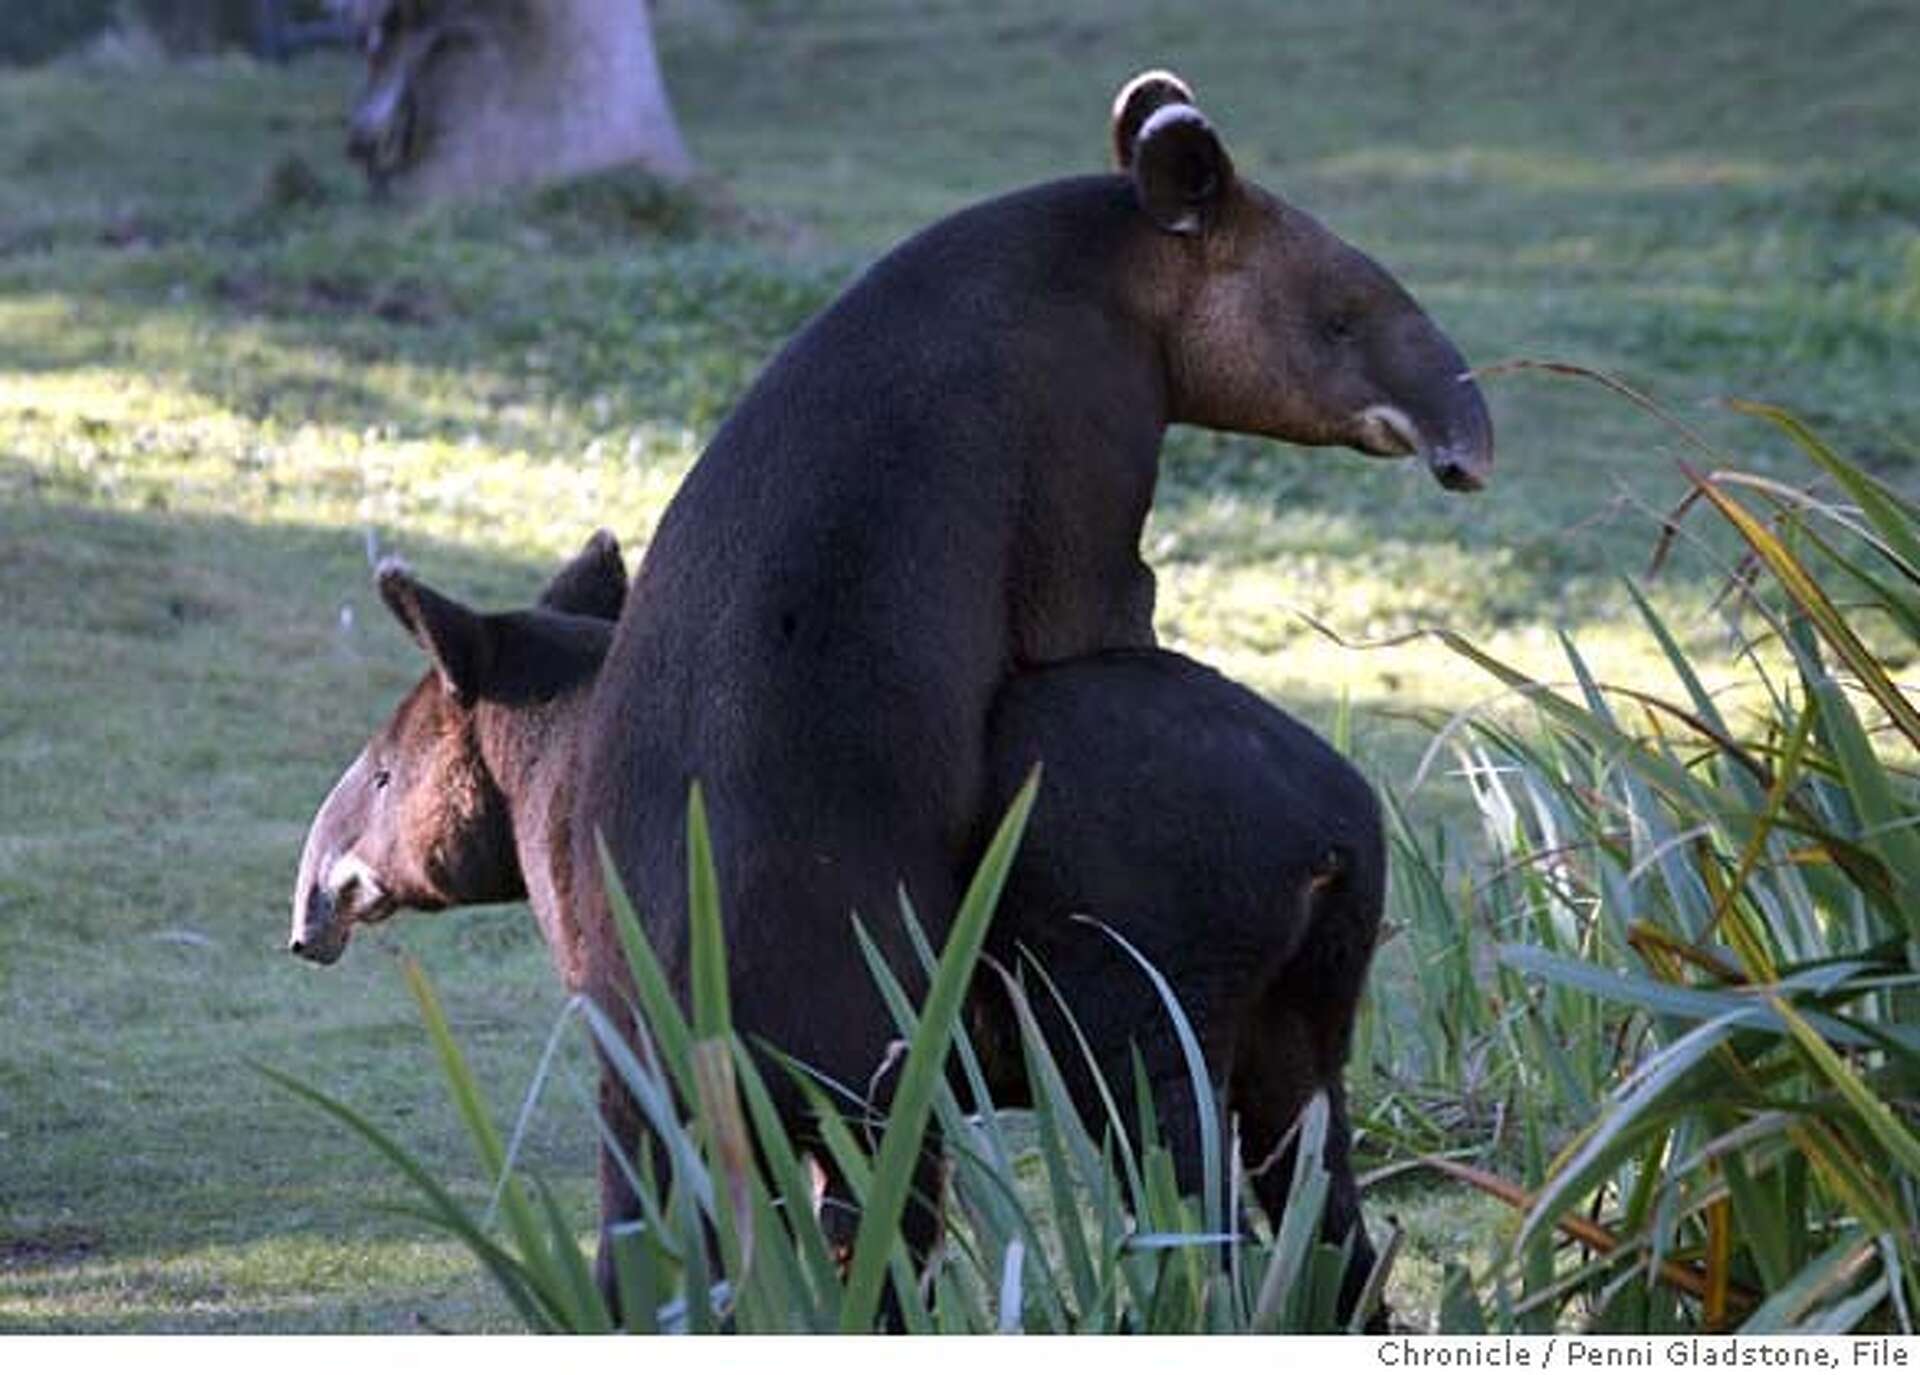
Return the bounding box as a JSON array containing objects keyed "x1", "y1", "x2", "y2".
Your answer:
[{"x1": 1230, "y1": 870, "x2": 1384, "y2": 1331}]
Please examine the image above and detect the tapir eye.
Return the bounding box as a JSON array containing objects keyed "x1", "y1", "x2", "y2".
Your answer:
[
  {"x1": 372, "y1": 768, "x2": 392, "y2": 791},
  {"x1": 1323, "y1": 312, "x2": 1357, "y2": 345}
]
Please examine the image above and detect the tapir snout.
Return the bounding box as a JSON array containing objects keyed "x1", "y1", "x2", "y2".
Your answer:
[
  {"x1": 288, "y1": 751, "x2": 396, "y2": 966},
  {"x1": 1367, "y1": 312, "x2": 1494, "y2": 493},
  {"x1": 288, "y1": 845, "x2": 381, "y2": 966},
  {"x1": 1395, "y1": 367, "x2": 1495, "y2": 494},
  {"x1": 288, "y1": 881, "x2": 350, "y2": 965}
]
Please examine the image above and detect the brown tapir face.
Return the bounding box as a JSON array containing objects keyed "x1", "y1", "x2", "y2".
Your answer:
[
  {"x1": 1116, "y1": 71, "x2": 1494, "y2": 491},
  {"x1": 288, "y1": 569, "x2": 514, "y2": 964},
  {"x1": 288, "y1": 531, "x2": 626, "y2": 965}
]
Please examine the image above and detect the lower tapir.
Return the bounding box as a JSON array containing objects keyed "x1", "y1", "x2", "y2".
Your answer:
[
  {"x1": 291, "y1": 536, "x2": 1388, "y2": 1325},
  {"x1": 568, "y1": 70, "x2": 1487, "y2": 1290},
  {"x1": 289, "y1": 531, "x2": 627, "y2": 981}
]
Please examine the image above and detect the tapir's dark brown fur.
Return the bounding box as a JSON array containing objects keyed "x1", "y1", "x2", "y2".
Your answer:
[
  {"x1": 979, "y1": 651, "x2": 1384, "y2": 1322},
  {"x1": 291, "y1": 538, "x2": 1387, "y2": 1324},
  {"x1": 567, "y1": 71, "x2": 1485, "y2": 1307}
]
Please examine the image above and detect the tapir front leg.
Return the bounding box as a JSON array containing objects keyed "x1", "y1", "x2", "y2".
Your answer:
[{"x1": 590, "y1": 1053, "x2": 653, "y2": 1320}]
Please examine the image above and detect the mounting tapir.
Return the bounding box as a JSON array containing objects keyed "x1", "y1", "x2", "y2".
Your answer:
[
  {"x1": 567, "y1": 69, "x2": 1489, "y2": 1305},
  {"x1": 291, "y1": 536, "x2": 1387, "y2": 1322}
]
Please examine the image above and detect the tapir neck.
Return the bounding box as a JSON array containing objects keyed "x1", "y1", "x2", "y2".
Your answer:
[
  {"x1": 474, "y1": 682, "x2": 598, "y2": 988},
  {"x1": 861, "y1": 175, "x2": 1178, "y2": 423}
]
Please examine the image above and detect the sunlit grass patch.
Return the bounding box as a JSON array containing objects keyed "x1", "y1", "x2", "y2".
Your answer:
[{"x1": 0, "y1": 339, "x2": 700, "y2": 556}]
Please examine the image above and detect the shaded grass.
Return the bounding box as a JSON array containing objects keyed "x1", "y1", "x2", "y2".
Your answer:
[
  {"x1": 3, "y1": 0, "x2": 1916, "y2": 1333},
  {"x1": 0, "y1": 500, "x2": 595, "y2": 1332}
]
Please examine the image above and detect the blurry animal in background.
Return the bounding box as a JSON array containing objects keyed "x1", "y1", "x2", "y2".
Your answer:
[{"x1": 334, "y1": 0, "x2": 691, "y2": 198}]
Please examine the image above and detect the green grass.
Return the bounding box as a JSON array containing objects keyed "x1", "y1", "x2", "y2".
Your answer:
[{"x1": 2, "y1": 0, "x2": 1916, "y2": 1333}]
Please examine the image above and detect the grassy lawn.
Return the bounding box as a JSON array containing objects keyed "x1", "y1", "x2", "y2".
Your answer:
[{"x1": 2, "y1": 0, "x2": 1915, "y2": 1333}]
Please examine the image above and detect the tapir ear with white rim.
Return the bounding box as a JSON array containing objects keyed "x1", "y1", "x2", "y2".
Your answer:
[
  {"x1": 1110, "y1": 69, "x2": 1195, "y2": 169},
  {"x1": 536, "y1": 528, "x2": 627, "y2": 622},
  {"x1": 375, "y1": 558, "x2": 488, "y2": 706},
  {"x1": 1119, "y1": 79, "x2": 1234, "y2": 237}
]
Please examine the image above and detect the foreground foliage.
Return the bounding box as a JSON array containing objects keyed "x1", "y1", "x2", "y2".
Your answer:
[
  {"x1": 270, "y1": 777, "x2": 1382, "y2": 1333},
  {"x1": 1365, "y1": 386, "x2": 1918, "y2": 1333}
]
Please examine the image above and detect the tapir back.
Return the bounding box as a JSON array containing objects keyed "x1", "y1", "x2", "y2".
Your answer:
[{"x1": 982, "y1": 649, "x2": 1384, "y2": 1031}]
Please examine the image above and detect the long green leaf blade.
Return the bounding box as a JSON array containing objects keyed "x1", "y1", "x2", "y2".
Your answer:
[{"x1": 838, "y1": 771, "x2": 1039, "y2": 1332}]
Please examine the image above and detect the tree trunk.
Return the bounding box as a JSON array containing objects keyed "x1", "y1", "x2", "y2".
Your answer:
[{"x1": 344, "y1": 0, "x2": 693, "y2": 199}]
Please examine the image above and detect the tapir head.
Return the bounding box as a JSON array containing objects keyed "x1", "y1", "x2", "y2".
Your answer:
[
  {"x1": 288, "y1": 531, "x2": 627, "y2": 965},
  {"x1": 1115, "y1": 71, "x2": 1493, "y2": 491}
]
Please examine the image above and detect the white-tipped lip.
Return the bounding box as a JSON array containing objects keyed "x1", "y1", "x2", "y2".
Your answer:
[
  {"x1": 290, "y1": 853, "x2": 394, "y2": 964},
  {"x1": 1357, "y1": 405, "x2": 1490, "y2": 491},
  {"x1": 1357, "y1": 405, "x2": 1421, "y2": 459}
]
